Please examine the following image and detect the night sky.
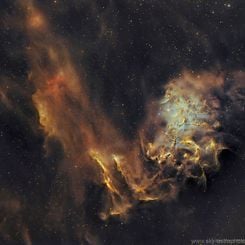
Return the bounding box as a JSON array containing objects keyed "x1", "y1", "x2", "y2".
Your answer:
[{"x1": 0, "y1": 0, "x2": 245, "y2": 244}]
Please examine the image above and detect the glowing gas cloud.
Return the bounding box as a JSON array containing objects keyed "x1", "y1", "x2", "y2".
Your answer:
[
  {"x1": 22, "y1": 0, "x2": 240, "y2": 228},
  {"x1": 89, "y1": 71, "x2": 226, "y2": 219}
]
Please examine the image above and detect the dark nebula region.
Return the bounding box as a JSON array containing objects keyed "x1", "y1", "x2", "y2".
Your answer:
[{"x1": 0, "y1": 0, "x2": 245, "y2": 244}]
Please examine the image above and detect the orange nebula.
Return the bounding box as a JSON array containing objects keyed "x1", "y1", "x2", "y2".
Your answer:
[
  {"x1": 24, "y1": 1, "x2": 228, "y2": 221},
  {"x1": 28, "y1": 11, "x2": 46, "y2": 30}
]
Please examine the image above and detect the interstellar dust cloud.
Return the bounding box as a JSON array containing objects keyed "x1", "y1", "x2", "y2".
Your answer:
[
  {"x1": 0, "y1": 0, "x2": 244, "y2": 244},
  {"x1": 25, "y1": 0, "x2": 240, "y2": 216}
]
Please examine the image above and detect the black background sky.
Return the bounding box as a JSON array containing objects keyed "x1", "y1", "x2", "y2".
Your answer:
[{"x1": 0, "y1": 0, "x2": 245, "y2": 244}]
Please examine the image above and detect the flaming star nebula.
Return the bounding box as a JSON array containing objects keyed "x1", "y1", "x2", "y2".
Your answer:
[{"x1": 0, "y1": 0, "x2": 244, "y2": 244}]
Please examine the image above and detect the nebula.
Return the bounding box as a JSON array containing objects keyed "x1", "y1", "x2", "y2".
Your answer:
[
  {"x1": 24, "y1": 0, "x2": 242, "y2": 222},
  {"x1": 0, "y1": 0, "x2": 244, "y2": 244}
]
